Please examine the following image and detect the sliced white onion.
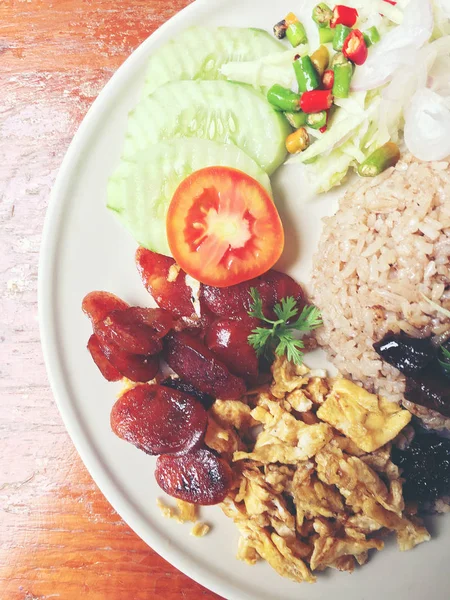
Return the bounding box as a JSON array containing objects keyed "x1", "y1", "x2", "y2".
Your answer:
[
  {"x1": 376, "y1": 67, "x2": 416, "y2": 142},
  {"x1": 363, "y1": 12, "x2": 383, "y2": 33},
  {"x1": 373, "y1": 36, "x2": 449, "y2": 143},
  {"x1": 352, "y1": 0, "x2": 434, "y2": 91},
  {"x1": 404, "y1": 88, "x2": 450, "y2": 161},
  {"x1": 373, "y1": 0, "x2": 404, "y2": 24},
  {"x1": 429, "y1": 55, "x2": 450, "y2": 95},
  {"x1": 434, "y1": 0, "x2": 450, "y2": 21}
]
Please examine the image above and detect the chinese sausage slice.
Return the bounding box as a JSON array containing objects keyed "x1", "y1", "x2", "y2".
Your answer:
[
  {"x1": 111, "y1": 384, "x2": 207, "y2": 456},
  {"x1": 163, "y1": 331, "x2": 246, "y2": 400},
  {"x1": 94, "y1": 307, "x2": 174, "y2": 355},
  {"x1": 155, "y1": 448, "x2": 233, "y2": 505}
]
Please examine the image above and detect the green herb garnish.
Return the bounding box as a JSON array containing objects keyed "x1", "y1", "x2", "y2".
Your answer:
[
  {"x1": 247, "y1": 288, "x2": 322, "y2": 366},
  {"x1": 438, "y1": 345, "x2": 450, "y2": 376}
]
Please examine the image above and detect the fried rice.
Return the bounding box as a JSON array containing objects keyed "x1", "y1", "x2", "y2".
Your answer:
[{"x1": 311, "y1": 155, "x2": 450, "y2": 429}]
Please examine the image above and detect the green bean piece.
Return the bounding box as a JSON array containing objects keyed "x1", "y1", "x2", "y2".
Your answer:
[
  {"x1": 312, "y1": 3, "x2": 333, "y2": 28},
  {"x1": 310, "y1": 45, "x2": 330, "y2": 76},
  {"x1": 306, "y1": 111, "x2": 328, "y2": 129},
  {"x1": 358, "y1": 142, "x2": 401, "y2": 177},
  {"x1": 363, "y1": 26, "x2": 381, "y2": 47},
  {"x1": 284, "y1": 111, "x2": 308, "y2": 128},
  {"x1": 286, "y1": 21, "x2": 308, "y2": 47},
  {"x1": 293, "y1": 56, "x2": 321, "y2": 92},
  {"x1": 319, "y1": 26, "x2": 334, "y2": 43},
  {"x1": 267, "y1": 84, "x2": 301, "y2": 112},
  {"x1": 332, "y1": 61, "x2": 353, "y2": 98},
  {"x1": 333, "y1": 24, "x2": 352, "y2": 52}
]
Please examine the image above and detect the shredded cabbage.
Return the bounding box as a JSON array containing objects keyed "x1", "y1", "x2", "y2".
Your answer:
[{"x1": 303, "y1": 151, "x2": 354, "y2": 194}]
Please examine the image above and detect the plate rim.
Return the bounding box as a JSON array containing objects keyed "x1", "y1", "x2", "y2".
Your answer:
[{"x1": 38, "y1": 2, "x2": 256, "y2": 599}]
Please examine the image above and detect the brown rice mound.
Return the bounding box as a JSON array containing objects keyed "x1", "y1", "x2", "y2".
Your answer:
[{"x1": 311, "y1": 155, "x2": 450, "y2": 428}]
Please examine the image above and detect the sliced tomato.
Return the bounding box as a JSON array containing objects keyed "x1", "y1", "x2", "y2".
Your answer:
[{"x1": 166, "y1": 167, "x2": 284, "y2": 288}]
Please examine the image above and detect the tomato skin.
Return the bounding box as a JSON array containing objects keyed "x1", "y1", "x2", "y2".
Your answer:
[{"x1": 166, "y1": 167, "x2": 284, "y2": 288}]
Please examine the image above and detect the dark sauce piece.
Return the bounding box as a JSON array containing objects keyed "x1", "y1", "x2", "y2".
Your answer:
[
  {"x1": 392, "y1": 433, "x2": 450, "y2": 503},
  {"x1": 373, "y1": 333, "x2": 435, "y2": 376},
  {"x1": 161, "y1": 376, "x2": 214, "y2": 409},
  {"x1": 374, "y1": 333, "x2": 450, "y2": 418},
  {"x1": 405, "y1": 364, "x2": 450, "y2": 418}
]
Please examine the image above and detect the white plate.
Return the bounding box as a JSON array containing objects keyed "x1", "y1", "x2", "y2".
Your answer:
[{"x1": 39, "y1": 0, "x2": 450, "y2": 598}]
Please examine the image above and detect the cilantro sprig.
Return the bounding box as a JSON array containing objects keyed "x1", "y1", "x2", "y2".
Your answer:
[{"x1": 247, "y1": 288, "x2": 323, "y2": 366}]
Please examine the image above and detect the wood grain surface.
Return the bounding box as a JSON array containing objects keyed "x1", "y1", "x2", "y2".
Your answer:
[{"x1": 0, "y1": 2, "x2": 222, "y2": 598}]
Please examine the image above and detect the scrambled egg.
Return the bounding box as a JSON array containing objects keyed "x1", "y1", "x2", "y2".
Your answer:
[
  {"x1": 157, "y1": 498, "x2": 211, "y2": 538},
  {"x1": 209, "y1": 356, "x2": 429, "y2": 584},
  {"x1": 317, "y1": 379, "x2": 412, "y2": 452},
  {"x1": 190, "y1": 522, "x2": 211, "y2": 538},
  {"x1": 204, "y1": 399, "x2": 254, "y2": 456},
  {"x1": 157, "y1": 498, "x2": 198, "y2": 523}
]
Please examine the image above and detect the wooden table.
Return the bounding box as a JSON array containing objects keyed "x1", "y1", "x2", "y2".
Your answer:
[{"x1": 0, "y1": 2, "x2": 221, "y2": 598}]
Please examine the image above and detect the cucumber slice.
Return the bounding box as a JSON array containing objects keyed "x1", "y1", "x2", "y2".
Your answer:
[
  {"x1": 142, "y1": 26, "x2": 284, "y2": 97},
  {"x1": 123, "y1": 81, "x2": 290, "y2": 175},
  {"x1": 107, "y1": 138, "x2": 272, "y2": 256}
]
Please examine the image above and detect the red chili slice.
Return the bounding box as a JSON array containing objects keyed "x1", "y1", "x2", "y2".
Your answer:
[
  {"x1": 110, "y1": 384, "x2": 207, "y2": 456},
  {"x1": 99, "y1": 337, "x2": 159, "y2": 382},
  {"x1": 135, "y1": 248, "x2": 195, "y2": 318},
  {"x1": 82, "y1": 291, "x2": 129, "y2": 325},
  {"x1": 163, "y1": 331, "x2": 246, "y2": 400},
  {"x1": 94, "y1": 307, "x2": 174, "y2": 355},
  {"x1": 330, "y1": 5, "x2": 358, "y2": 28},
  {"x1": 300, "y1": 90, "x2": 333, "y2": 114},
  {"x1": 155, "y1": 449, "x2": 233, "y2": 505},
  {"x1": 322, "y1": 69, "x2": 334, "y2": 90},
  {"x1": 342, "y1": 29, "x2": 368, "y2": 66},
  {"x1": 205, "y1": 315, "x2": 260, "y2": 383},
  {"x1": 87, "y1": 334, "x2": 122, "y2": 382}
]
